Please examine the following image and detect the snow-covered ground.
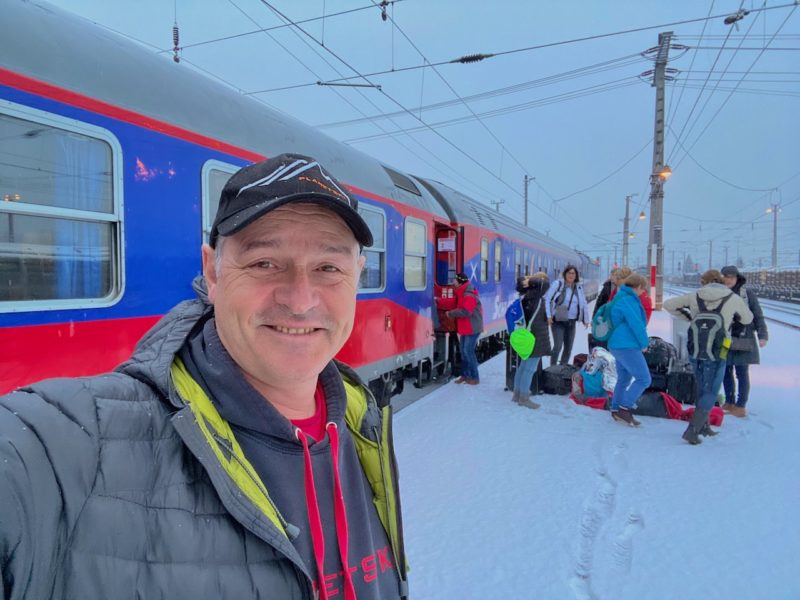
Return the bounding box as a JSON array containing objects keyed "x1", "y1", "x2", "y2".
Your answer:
[{"x1": 394, "y1": 309, "x2": 800, "y2": 599}]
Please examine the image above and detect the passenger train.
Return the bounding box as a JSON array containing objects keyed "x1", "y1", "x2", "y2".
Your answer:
[{"x1": 0, "y1": 0, "x2": 599, "y2": 401}]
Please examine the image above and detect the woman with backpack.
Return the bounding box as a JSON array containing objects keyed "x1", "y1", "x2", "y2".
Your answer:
[
  {"x1": 512, "y1": 276, "x2": 552, "y2": 409},
  {"x1": 544, "y1": 265, "x2": 589, "y2": 366},
  {"x1": 720, "y1": 265, "x2": 768, "y2": 417},
  {"x1": 607, "y1": 274, "x2": 652, "y2": 427}
]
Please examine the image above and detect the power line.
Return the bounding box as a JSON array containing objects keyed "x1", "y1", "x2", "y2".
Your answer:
[
  {"x1": 672, "y1": 4, "x2": 798, "y2": 172},
  {"x1": 156, "y1": 1, "x2": 406, "y2": 54},
  {"x1": 244, "y1": 2, "x2": 799, "y2": 95},
  {"x1": 316, "y1": 53, "x2": 647, "y2": 129}
]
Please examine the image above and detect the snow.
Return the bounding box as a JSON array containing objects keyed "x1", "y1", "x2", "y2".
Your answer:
[{"x1": 394, "y1": 309, "x2": 800, "y2": 599}]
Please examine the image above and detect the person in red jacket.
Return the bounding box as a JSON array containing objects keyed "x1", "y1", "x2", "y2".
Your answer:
[{"x1": 446, "y1": 273, "x2": 484, "y2": 384}]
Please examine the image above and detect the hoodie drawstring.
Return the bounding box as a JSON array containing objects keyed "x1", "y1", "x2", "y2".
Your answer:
[{"x1": 295, "y1": 424, "x2": 356, "y2": 600}]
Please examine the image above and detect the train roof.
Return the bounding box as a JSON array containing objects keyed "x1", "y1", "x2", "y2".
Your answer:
[
  {"x1": 414, "y1": 178, "x2": 577, "y2": 258},
  {"x1": 1, "y1": 0, "x2": 448, "y2": 218}
]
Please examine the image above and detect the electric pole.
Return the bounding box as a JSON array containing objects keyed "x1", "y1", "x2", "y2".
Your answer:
[
  {"x1": 708, "y1": 240, "x2": 713, "y2": 270},
  {"x1": 523, "y1": 175, "x2": 532, "y2": 226},
  {"x1": 645, "y1": 31, "x2": 673, "y2": 309},
  {"x1": 621, "y1": 194, "x2": 638, "y2": 266},
  {"x1": 767, "y1": 203, "x2": 780, "y2": 268}
]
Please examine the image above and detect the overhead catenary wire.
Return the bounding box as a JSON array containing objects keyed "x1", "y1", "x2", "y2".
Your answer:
[
  {"x1": 253, "y1": 0, "x2": 589, "y2": 240},
  {"x1": 244, "y1": 2, "x2": 799, "y2": 95},
  {"x1": 226, "y1": 0, "x2": 503, "y2": 204},
  {"x1": 671, "y1": 4, "x2": 798, "y2": 172}
]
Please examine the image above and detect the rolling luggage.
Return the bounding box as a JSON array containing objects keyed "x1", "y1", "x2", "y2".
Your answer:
[
  {"x1": 505, "y1": 345, "x2": 543, "y2": 395},
  {"x1": 542, "y1": 364, "x2": 578, "y2": 395},
  {"x1": 667, "y1": 362, "x2": 697, "y2": 405},
  {"x1": 647, "y1": 371, "x2": 669, "y2": 392}
]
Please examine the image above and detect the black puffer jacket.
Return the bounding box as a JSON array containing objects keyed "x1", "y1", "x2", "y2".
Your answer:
[
  {"x1": 520, "y1": 279, "x2": 552, "y2": 358},
  {"x1": 0, "y1": 284, "x2": 406, "y2": 599},
  {"x1": 729, "y1": 275, "x2": 769, "y2": 365}
]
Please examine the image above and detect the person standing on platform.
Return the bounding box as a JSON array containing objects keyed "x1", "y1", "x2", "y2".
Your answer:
[
  {"x1": 512, "y1": 275, "x2": 551, "y2": 409},
  {"x1": 0, "y1": 154, "x2": 408, "y2": 600},
  {"x1": 720, "y1": 265, "x2": 768, "y2": 417},
  {"x1": 664, "y1": 269, "x2": 752, "y2": 445},
  {"x1": 446, "y1": 272, "x2": 484, "y2": 385},
  {"x1": 545, "y1": 265, "x2": 589, "y2": 366},
  {"x1": 607, "y1": 274, "x2": 651, "y2": 427}
]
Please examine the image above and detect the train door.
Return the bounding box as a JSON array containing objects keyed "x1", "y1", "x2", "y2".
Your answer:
[{"x1": 434, "y1": 224, "x2": 462, "y2": 330}]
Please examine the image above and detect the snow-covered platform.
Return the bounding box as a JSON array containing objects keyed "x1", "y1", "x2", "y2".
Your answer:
[{"x1": 393, "y1": 308, "x2": 800, "y2": 599}]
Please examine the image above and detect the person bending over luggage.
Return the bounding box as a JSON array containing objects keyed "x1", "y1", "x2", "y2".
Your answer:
[
  {"x1": 545, "y1": 265, "x2": 589, "y2": 366},
  {"x1": 720, "y1": 265, "x2": 768, "y2": 418},
  {"x1": 512, "y1": 275, "x2": 552, "y2": 409},
  {"x1": 664, "y1": 269, "x2": 752, "y2": 445},
  {"x1": 607, "y1": 273, "x2": 651, "y2": 426}
]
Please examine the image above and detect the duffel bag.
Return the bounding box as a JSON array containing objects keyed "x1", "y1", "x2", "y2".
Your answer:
[
  {"x1": 542, "y1": 364, "x2": 578, "y2": 395},
  {"x1": 644, "y1": 336, "x2": 677, "y2": 373}
]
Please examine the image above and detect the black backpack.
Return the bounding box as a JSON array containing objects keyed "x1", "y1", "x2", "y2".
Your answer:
[{"x1": 687, "y1": 294, "x2": 732, "y2": 361}]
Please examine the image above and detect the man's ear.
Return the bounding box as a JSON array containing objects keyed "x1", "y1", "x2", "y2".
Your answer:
[{"x1": 201, "y1": 244, "x2": 217, "y2": 303}]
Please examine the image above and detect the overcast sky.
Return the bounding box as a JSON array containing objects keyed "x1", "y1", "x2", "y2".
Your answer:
[{"x1": 47, "y1": 0, "x2": 800, "y2": 271}]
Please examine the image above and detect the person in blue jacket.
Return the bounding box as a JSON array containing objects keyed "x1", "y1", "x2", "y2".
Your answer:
[{"x1": 607, "y1": 273, "x2": 651, "y2": 426}]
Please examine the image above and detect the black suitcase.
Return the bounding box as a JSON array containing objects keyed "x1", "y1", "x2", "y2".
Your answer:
[
  {"x1": 644, "y1": 336, "x2": 677, "y2": 373},
  {"x1": 667, "y1": 363, "x2": 697, "y2": 405},
  {"x1": 505, "y1": 345, "x2": 543, "y2": 394},
  {"x1": 647, "y1": 371, "x2": 669, "y2": 392},
  {"x1": 542, "y1": 364, "x2": 578, "y2": 395}
]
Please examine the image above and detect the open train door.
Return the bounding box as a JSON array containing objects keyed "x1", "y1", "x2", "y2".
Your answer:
[{"x1": 432, "y1": 224, "x2": 463, "y2": 379}]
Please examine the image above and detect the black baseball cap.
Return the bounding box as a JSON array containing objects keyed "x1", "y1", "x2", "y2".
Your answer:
[
  {"x1": 210, "y1": 153, "x2": 373, "y2": 248},
  {"x1": 720, "y1": 265, "x2": 740, "y2": 278}
]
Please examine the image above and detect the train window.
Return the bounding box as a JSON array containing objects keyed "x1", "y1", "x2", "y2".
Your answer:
[
  {"x1": 358, "y1": 204, "x2": 385, "y2": 292},
  {"x1": 403, "y1": 217, "x2": 426, "y2": 290},
  {"x1": 0, "y1": 107, "x2": 122, "y2": 309},
  {"x1": 202, "y1": 160, "x2": 239, "y2": 244},
  {"x1": 524, "y1": 249, "x2": 530, "y2": 275},
  {"x1": 515, "y1": 248, "x2": 522, "y2": 278},
  {"x1": 480, "y1": 238, "x2": 489, "y2": 282},
  {"x1": 494, "y1": 240, "x2": 502, "y2": 282}
]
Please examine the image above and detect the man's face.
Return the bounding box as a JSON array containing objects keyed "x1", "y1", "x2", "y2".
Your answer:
[
  {"x1": 202, "y1": 203, "x2": 365, "y2": 392},
  {"x1": 723, "y1": 275, "x2": 737, "y2": 289}
]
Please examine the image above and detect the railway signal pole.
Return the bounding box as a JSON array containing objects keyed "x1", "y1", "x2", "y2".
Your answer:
[
  {"x1": 621, "y1": 193, "x2": 639, "y2": 265},
  {"x1": 644, "y1": 31, "x2": 673, "y2": 309}
]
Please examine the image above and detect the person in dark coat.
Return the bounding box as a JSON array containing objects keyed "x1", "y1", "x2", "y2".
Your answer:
[
  {"x1": 512, "y1": 276, "x2": 552, "y2": 409},
  {"x1": 720, "y1": 265, "x2": 768, "y2": 417}
]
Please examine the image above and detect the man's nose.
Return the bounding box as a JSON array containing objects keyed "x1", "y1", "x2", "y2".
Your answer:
[{"x1": 274, "y1": 268, "x2": 319, "y2": 315}]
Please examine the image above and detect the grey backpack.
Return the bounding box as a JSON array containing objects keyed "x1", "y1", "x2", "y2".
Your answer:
[{"x1": 687, "y1": 294, "x2": 731, "y2": 361}]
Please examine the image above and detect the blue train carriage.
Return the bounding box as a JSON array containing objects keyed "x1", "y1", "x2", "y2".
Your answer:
[
  {"x1": 416, "y1": 178, "x2": 600, "y2": 362},
  {"x1": 0, "y1": 0, "x2": 447, "y2": 398}
]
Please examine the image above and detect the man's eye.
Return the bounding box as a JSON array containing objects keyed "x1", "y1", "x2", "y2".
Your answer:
[
  {"x1": 253, "y1": 261, "x2": 273, "y2": 269},
  {"x1": 320, "y1": 265, "x2": 342, "y2": 273}
]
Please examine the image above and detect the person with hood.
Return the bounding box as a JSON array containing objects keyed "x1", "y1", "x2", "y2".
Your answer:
[
  {"x1": 664, "y1": 269, "x2": 753, "y2": 445},
  {"x1": 544, "y1": 264, "x2": 590, "y2": 366},
  {"x1": 445, "y1": 272, "x2": 484, "y2": 385},
  {"x1": 0, "y1": 154, "x2": 408, "y2": 600},
  {"x1": 607, "y1": 274, "x2": 652, "y2": 427},
  {"x1": 511, "y1": 275, "x2": 552, "y2": 409},
  {"x1": 720, "y1": 265, "x2": 768, "y2": 417}
]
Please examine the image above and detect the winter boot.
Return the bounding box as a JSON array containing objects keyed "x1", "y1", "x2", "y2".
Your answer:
[
  {"x1": 699, "y1": 422, "x2": 719, "y2": 437},
  {"x1": 722, "y1": 403, "x2": 735, "y2": 413},
  {"x1": 519, "y1": 394, "x2": 541, "y2": 410},
  {"x1": 729, "y1": 405, "x2": 747, "y2": 418},
  {"x1": 611, "y1": 407, "x2": 641, "y2": 427},
  {"x1": 682, "y1": 409, "x2": 708, "y2": 445},
  {"x1": 512, "y1": 391, "x2": 521, "y2": 405}
]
